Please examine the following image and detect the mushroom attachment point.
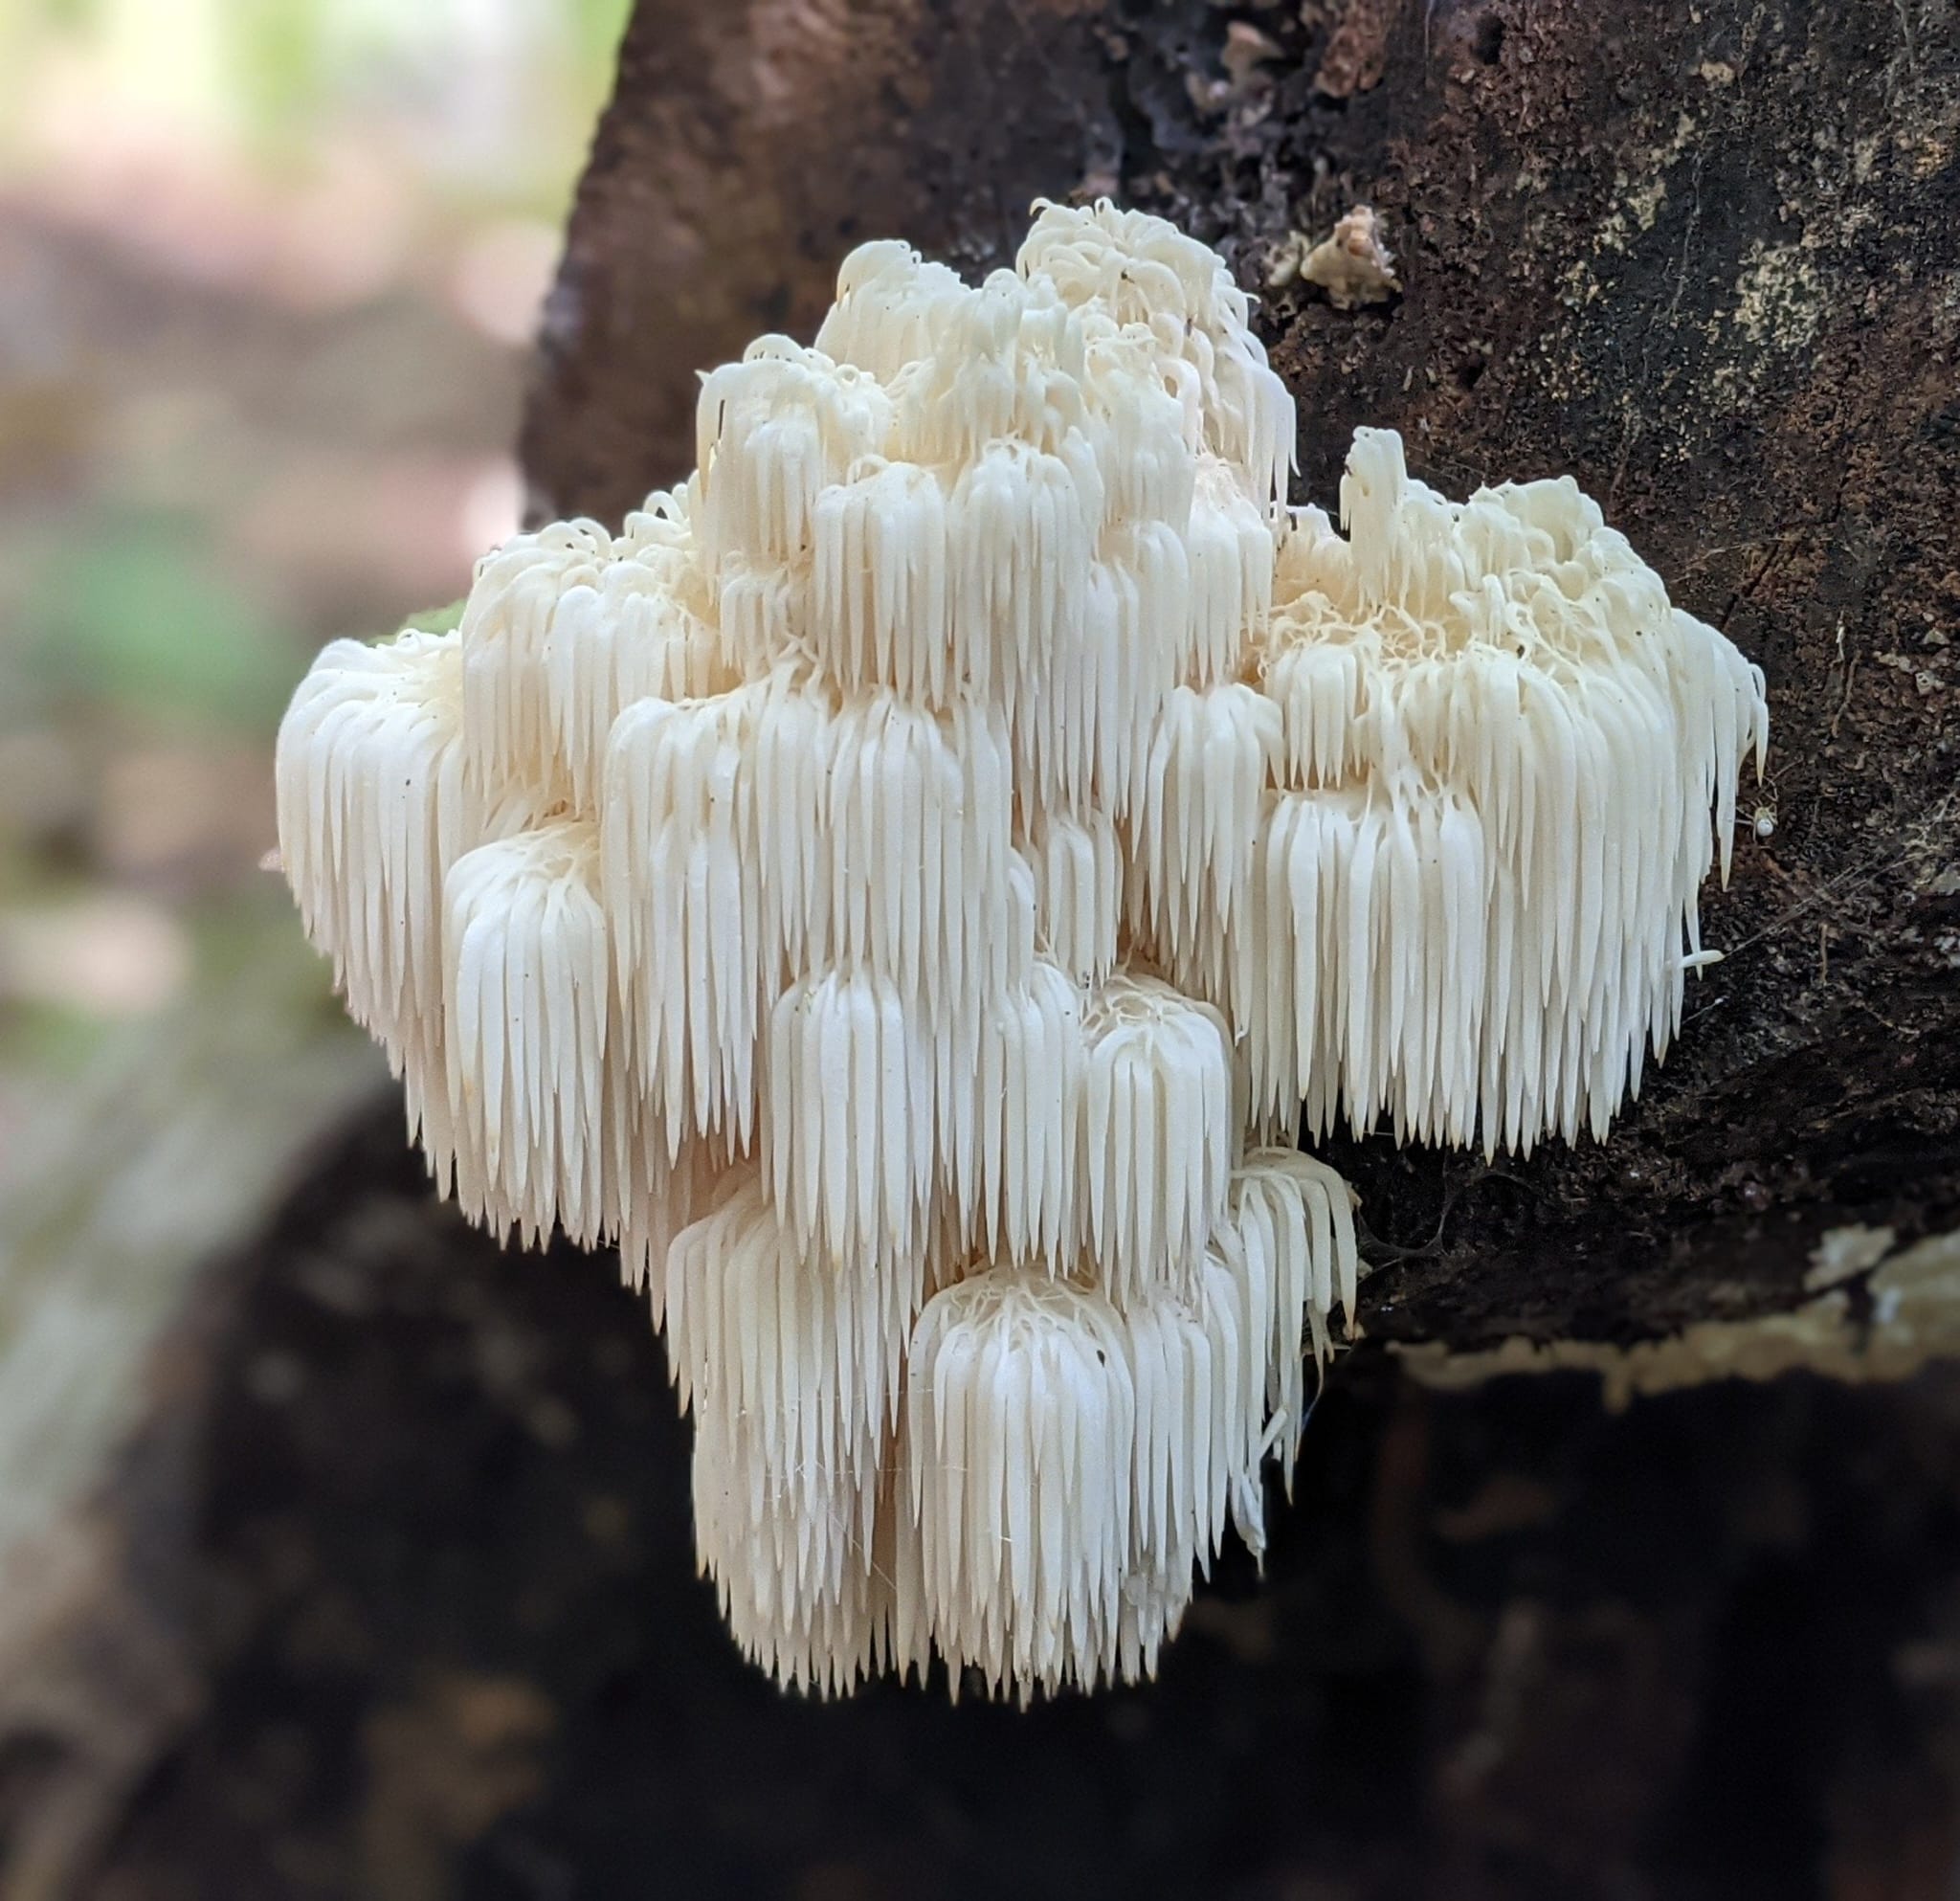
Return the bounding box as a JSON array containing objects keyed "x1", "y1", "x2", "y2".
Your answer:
[{"x1": 277, "y1": 201, "x2": 1767, "y2": 1701}]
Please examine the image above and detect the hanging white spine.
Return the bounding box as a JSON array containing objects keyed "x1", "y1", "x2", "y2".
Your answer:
[
  {"x1": 1079, "y1": 975, "x2": 1236, "y2": 1305},
  {"x1": 275, "y1": 629, "x2": 479, "y2": 1073},
  {"x1": 902, "y1": 1269, "x2": 1136, "y2": 1701},
  {"x1": 600, "y1": 689, "x2": 768, "y2": 1156},
  {"x1": 441, "y1": 819, "x2": 611, "y2": 1247}
]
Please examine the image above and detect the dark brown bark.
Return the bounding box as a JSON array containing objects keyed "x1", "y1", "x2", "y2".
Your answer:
[{"x1": 13, "y1": 6, "x2": 1960, "y2": 1899}]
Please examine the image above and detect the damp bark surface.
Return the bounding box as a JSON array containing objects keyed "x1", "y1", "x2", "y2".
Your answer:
[{"x1": 20, "y1": 3, "x2": 1960, "y2": 1899}]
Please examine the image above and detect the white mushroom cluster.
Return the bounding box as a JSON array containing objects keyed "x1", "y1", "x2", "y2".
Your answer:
[
  {"x1": 277, "y1": 200, "x2": 1767, "y2": 1702},
  {"x1": 1147, "y1": 427, "x2": 1772, "y2": 1156}
]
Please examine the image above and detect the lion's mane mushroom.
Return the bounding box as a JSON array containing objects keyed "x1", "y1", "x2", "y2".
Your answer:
[
  {"x1": 277, "y1": 200, "x2": 1766, "y2": 1702},
  {"x1": 1141, "y1": 427, "x2": 1771, "y2": 1159}
]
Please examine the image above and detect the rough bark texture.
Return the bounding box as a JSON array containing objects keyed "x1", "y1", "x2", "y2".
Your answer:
[{"x1": 11, "y1": 5, "x2": 1960, "y2": 1899}]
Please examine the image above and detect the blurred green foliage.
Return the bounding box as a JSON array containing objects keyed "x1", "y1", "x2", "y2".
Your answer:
[
  {"x1": 23, "y1": 512, "x2": 300, "y2": 731},
  {"x1": 401, "y1": 598, "x2": 466, "y2": 637},
  {"x1": 1, "y1": 0, "x2": 635, "y2": 195},
  {"x1": 229, "y1": 0, "x2": 332, "y2": 143}
]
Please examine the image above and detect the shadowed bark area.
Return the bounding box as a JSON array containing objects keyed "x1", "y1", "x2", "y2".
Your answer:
[
  {"x1": 58, "y1": 1127, "x2": 1960, "y2": 1901},
  {"x1": 11, "y1": 5, "x2": 1959, "y2": 1899}
]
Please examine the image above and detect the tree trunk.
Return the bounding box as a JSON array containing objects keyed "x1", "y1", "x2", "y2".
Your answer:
[{"x1": 10, "y1": 5, "x2": 1959, "y2": 1898}]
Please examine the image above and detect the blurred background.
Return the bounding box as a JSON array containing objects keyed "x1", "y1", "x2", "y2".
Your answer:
[{"x1": 0, "y1": 0, "x2": 630, "y2": 1154}]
